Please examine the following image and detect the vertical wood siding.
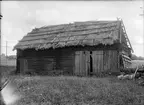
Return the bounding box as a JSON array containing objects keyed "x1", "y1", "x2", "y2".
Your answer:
[
  {"x1": 103, "y1": 50, "x2": 118, "y2": 72},
  {"x1": 80, "y1": 51, "x2": 87, "y2": 76},
  {"x1": 92, "y1": 51, "x2": 103, "y2": 73},
  {"x1": 75, "y1": 51, "x2": 80, "y2": 75},
  {"x1": 74, "y1": 50, "x2": 118, "y2": 76},
  {"x1": 92, "y1": 50, "x2": 118, "y2": 74},
  {"x1": 74, "y1": 51, "x2": 90, "y2": 76},
  {"x1": 75, "y1": 51, "x2": 86, "y2": 76}
]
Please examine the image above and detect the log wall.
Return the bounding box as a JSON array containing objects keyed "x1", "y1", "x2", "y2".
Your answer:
[
  {"x1": 17, "y1": 48, "x2": 75, "y2": 75},
  {"x1": 17, "y1": 44, "x2": 120, "y2": 76}
]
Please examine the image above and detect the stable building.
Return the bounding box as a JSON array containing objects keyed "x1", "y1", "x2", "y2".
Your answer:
[{"x1": 14, "y1": 20, "x2": 133, "y2": 76}]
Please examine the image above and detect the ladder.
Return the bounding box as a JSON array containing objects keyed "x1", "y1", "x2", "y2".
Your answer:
[{"x1": 120, "y1": 19, "x2": 134, "y2": 52}]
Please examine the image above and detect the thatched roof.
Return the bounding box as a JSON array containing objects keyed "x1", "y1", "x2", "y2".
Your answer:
[{"x1": 14, "y1": 20, "x2": 127, "y2": 50}]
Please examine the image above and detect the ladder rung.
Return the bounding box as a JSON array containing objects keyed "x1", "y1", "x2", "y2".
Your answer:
[{"x1": 121, "y1": 20, "x2": 133, "y2": 52}]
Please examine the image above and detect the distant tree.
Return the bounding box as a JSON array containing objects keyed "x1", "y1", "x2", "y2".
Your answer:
[
  {"x1": 131, "y1": 54, "x2": 144, "y2": 60},
  {"x1": 138, "y1": 56, "x2": 144, "y2": 60},
  {"x1": 131, "y1": 54, "x2": 137, "y2": 60}
]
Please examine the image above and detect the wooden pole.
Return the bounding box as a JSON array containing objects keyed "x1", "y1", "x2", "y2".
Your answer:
[
  {"x1": 6, "y1": 41, "x2": 7, "y2": 66},
  {"x1": 134, "y1": 66, "x2": 139, "y2": 79},
  {"x1": 140, "y1": 4, "x2": 144, "y2": 56}
]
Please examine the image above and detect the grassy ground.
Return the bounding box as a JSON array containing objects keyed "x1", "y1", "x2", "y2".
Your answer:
[
  {"x1": 3, "y1": 75, "x2": 144, "y2": 105},
  {"x1": 1, "y1": 66, "x2": 144, "y2": 105},
  {"x1": 131, "y1": 60, "x2": 144, "y2": 68}
]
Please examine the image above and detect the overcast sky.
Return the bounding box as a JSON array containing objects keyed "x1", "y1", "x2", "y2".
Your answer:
[{"x1": 1, "y1": 1, "x2": 144, "y2": 56}]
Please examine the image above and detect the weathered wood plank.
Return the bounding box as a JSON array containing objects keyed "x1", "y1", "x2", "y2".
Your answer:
[
  {"x1": 83, "y1": 51, "x2": 86, "y2": 75},
  {"x1": 100, "y1": 51, "x2": 103, "y2": 72},
  {"x1": 80, "y1": 51, "x2": 86, "y2": 76},
  {"x1": 108, "y1": 50, "x2": 118, "y2": 72},
  {"x1": 79, "y1": 51, "x2": 82, "y2": 75},
  {"x1": 103, "y1": 50, "x2": 118, "y2": 72},
  {"x1": 92, "y1": 51, "x2": 103, "y2": 74},
  {"x1": 93, "y1": 51, "x2": 96, "y2": 73},
  {"x1": 75, "y1": 51, "x2": 80, "y2": 75},
  {"x1": 85, "y1": 51, "x2": 90, "y2": 76}
]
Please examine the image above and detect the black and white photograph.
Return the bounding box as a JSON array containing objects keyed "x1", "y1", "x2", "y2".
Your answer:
[{"x1": 0, "y1": 0, "x2": 144, "y2": 105}]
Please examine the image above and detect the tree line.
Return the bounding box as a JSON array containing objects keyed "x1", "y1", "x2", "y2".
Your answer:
[{"x1": 131, "y1": 54, "x2": 144, "y2": 60}]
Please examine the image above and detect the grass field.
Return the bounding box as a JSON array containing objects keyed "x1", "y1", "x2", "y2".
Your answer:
[
  {"x1": 2, "y1": 75, "x2": 144, "y2": 105},
  {"x1": 130, "y1": 60, "x2": 144, "y2": 68},
  {"x1": 1, "y1": 65, "x2": 144, "y2": 105}
]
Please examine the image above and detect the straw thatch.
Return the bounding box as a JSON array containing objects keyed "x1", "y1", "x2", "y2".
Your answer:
[{"x1": 14, "y1": 20, "x2": 122, "y2": 50}]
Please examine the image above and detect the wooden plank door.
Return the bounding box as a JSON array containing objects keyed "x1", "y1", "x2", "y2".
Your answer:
[
  {"x1": 75, "y1": 51, "x2": 90, "y2": 76},
  {"x1": 92, "y1": 51, "x2": 103, "y2": 74},
  {"x1": 103, "y1": 50, "x2": 118, "y2": 72}
]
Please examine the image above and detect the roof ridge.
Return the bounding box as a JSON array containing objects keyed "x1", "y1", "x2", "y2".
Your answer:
[{"x1": 31, "y1": 20, "x2": 120, "y2": 32}]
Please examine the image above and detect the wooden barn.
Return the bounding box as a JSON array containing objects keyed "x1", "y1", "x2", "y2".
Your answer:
[{"x1": 14, "y1": 20, "x2": 133, "y2": 76}]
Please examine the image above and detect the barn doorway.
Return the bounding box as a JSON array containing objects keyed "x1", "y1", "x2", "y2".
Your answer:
[
  {"x1": 74, "y1": 51, "x2": 93, "y2": 76},
  {"x1": 89, "y1": 51, "x2": 93, "y2": 75}
]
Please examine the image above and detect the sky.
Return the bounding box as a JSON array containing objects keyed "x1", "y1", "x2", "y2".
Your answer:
[{"x1": 1, "y1": 1, "x2": 144, "y2": 56}]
